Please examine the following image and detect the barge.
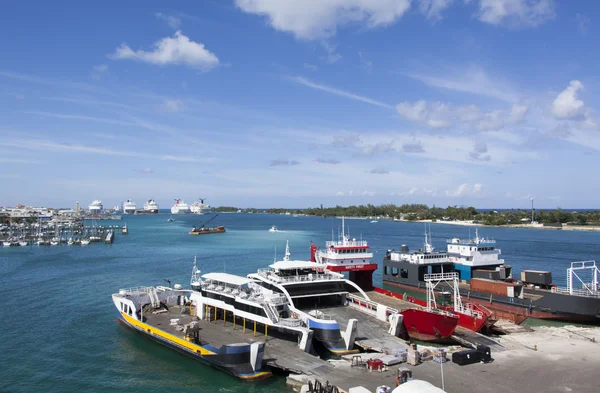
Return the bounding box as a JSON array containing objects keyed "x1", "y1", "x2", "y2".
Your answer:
[
  {"x1": 189, "y1": 226, "x2": 226, "y2": 235},
  {"x1": 383, "y1": 227, "x2": 600, "y2": 324}
]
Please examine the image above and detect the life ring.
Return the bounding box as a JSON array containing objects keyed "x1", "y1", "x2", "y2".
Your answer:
[{"x1": 292, "y1": 312, "x2": 297, "y2": 319}]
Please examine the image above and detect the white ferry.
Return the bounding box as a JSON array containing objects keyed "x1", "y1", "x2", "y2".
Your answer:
[{"x1": 171, "y1": 199, "x2": 190, "y2": 214}]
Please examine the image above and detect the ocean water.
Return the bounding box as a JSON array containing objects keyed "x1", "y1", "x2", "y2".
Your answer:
[{"x1": 1, "y1": 214, "x2": 599, "y2": 393}]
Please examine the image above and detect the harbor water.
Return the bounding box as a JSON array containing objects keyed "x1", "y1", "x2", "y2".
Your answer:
[{"x1": 1, "y1": 214, "x2": 599, "y2": 393}]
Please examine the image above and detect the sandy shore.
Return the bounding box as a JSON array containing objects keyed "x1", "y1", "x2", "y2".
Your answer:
[{"x1": 408, "y1": 219, "x2": 600, "y2": 232}]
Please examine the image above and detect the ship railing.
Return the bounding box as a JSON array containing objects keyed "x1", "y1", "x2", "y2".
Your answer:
[
  {"x1": 257, "y1": 269, "x2": 341, "y2": 283},
  {"x1": 118, "y1": 286, "x2": 156, "y2": 296},
  {"x1": 347, "y1": 293, "x2": 399, "y2": 316},
  {"x1": 278, "y1": 318, "x2": 304, "y2": 328},
  {"x1": 325, "y1": 240, "x2": 368, "y2": 247},
  {"x1": 552, "y1": 287, "x2": 600, "y2": 298}
]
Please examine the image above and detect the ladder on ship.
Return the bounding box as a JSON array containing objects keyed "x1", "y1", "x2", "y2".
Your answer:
[
  {"x1": 148, "y1": 287, "x2": 161, "y2": 308},
  {"x1": 263, "y1": 304, "x2": 279, "y2": 323}
]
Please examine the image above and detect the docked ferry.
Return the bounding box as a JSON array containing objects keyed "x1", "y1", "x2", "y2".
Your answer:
[
  {"x1": 309, "y1": 219, "x2": 458, "y2": 341},
  {"x1": 112, "y1": 280, "x2": 272, "y2": 380},
  {"x1": 383, "y1": 228, "x2": 600, "y2": 324}
]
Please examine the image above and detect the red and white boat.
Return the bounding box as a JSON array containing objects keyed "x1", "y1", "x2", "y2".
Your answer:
[{"x1": 310, "y1": 218, "x2": 459, "y2": 341}]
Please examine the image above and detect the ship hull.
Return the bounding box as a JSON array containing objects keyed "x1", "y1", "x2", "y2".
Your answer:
[
  {"x1": 144, "y1": 209, "x2": 159, "y2": 214},
  {"x1": 383, "y1": 279, "x2": 600, "y2": 325},
  {"x1": 306, "y1": 319, "x2": 356, "y2": 356},
  {"x1": 189, "y1": 227, "x2": 226, "y2": 235},
  {"x1": 400, "y1": 308, "x2": 458, "y2": 342},
  {"x1": 117, "y1": 312, "x2": 271, "y2": 381}
]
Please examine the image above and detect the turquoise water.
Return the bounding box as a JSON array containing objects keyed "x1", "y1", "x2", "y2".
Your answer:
[{"x1": 1, "y1": 214, "x2": 599, "y2": 392}]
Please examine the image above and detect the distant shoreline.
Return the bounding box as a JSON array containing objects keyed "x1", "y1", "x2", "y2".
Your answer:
[{"x1": 411, "y1": 219, "x2": 600, "y2": 232}]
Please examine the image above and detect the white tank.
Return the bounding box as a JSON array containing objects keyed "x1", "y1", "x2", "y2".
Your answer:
[
  {"x1": 174, "y1": 284, "x2": 182, "y2": 290},
  {"x1": 392, "y1": 380, "x2": 446, "y2": 393},
  {"x1": 119, "y1": 290, "x2": 127, "y2": 296}
]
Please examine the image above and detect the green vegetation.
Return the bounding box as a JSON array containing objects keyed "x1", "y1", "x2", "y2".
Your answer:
[{"x1": 211, "y1": 204, "x2": 600, "y2": 226}]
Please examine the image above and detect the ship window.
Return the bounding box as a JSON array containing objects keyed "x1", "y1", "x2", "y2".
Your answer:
[
  {"x1": 401, "y1": 269, "x2": 408, "y2": 279},
  {"x1": 384, "y1": 266, "x2": 389, "y2": 275},
  {"x1": 392, "y1": 267, "x2": 399, "y2": 277}
]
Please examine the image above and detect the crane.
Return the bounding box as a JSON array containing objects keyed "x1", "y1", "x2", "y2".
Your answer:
[{"x1": 192, "y1": 214, "x2": 219, "y2": 231}]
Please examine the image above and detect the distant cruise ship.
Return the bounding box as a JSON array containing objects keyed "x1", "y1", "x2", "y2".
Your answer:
[
  {"x1": 190, "y1": 198, "x2": 210, "y2": 215},
  {"x1": 123, "y1": 199, "x2": 137, "y2": 214},
  {"x1": 143, "y1": 199, "x2": 159, "y2": 213},
  {"x1": 88, "y1": 200, "x2": 103, "y2": 214},
  {"x1": 171, "y1": 199, "x2": 189, "y2": 214}
]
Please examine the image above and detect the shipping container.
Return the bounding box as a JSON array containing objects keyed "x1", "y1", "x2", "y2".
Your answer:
[
  {"x1": 521, "y1": 270, "x2": 552, "y2": 286},
  {"x1": 470, "y1": 278, "x2": 522, "y2": 297},
  {"x1": 472, "y1": 269, "x2": 500, "y2": 281}
]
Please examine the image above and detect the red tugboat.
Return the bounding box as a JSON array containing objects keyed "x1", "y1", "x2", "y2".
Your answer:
[{"x1": 311, "y1": 218, "x2": 459, "y2": 341}]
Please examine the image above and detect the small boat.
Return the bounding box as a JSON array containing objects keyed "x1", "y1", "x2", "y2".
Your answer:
[
  {"x1": 50, "y1": 240, "x2": 59, "y2": 246},
  {"x1": 36, "y1": 238, "x2": 44, "y2": 246},
  {"x1": 370, "y1": 220, "x2": 378, "y2": 223},
  {"x1": 81, "y1": 239, "x2": 90, "y2": 245},
  {"x1": 167, "y1": 216, "x2": 175, "y2": 222},
  {"x1": 18, "y1": 240, "x2": 28, "y2": 247},
  {"x1": 67, "y1": 238, "x2": 74, "y2": 246},
  {"x1": 268, "y1": 226, "x2": 278, "y2": 232},
  {"x1": 3, "y1": 241, "x2": 12, "y2": 247}
]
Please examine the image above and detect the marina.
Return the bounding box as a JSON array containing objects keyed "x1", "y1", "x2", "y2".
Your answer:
[{"x1": 2, "y1": 213, "x2": 600, "y2": 393}]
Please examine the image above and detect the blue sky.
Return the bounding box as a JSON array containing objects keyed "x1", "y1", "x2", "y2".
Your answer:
[{"x1": 1, "y1": 0, "x2": 598, "y2": 209}]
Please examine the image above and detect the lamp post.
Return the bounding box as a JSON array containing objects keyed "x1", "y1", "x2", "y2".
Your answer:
[{"x1": 531, "y1": 198, "x2": 535, "y2": 224}]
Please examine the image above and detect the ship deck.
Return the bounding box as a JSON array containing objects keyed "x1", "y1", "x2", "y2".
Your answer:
[
  {"x1": 143, "y1": 306, "x2": 204, "y2": 343},
  {"x1": 315, "y1": 304, "x2": 410, "y2": 352}
]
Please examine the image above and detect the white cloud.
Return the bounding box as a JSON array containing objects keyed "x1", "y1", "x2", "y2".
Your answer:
[
  {"x1": 405, "y1": 67, "x2": 519, "y2": 103},
  {"x1": 395, "y1": 100, "x2": 452, "y2": 128},
  {"x1": 93, "y1": 64, "x2": 108, "y2": 73},
  {"x1": 321, "y1": 41, "x2": 342, "y2": 64},
  {"x1": 315, "y1": 158, "x2": 341, "y2": 164},
  {"x1": 159, "y1": 155, "x2": 204, "y2": 162},
  {"x1": 469, "y1": 141, "x2": 491, "y2": 161},
  {"x1": 552, "y1": 80, "x2": 585, "y2": 120},
  {"x1": 359, "y1": 141, "x2": 395, "y2": 157},
  {"x1": 473, "y1": 0, "x2": 556, "y2": 28},
  {"x1": 395, "y1": 100, "x2": 528, "y2": 131},
  {"x1": 446, "y1": 183, "x2": 484, "y2": 197},
  {"x1": 304, "y1": 63, "x2": 318, "y2": 71},
  {"x1": 156, "y1": 12, "x2": 182, "y2": 29},
  {"x1": 332, "y1": 133, "x2": 361, "y2": 148},
  {"x1": 269, "y1": 158, "x2": 300, "y2": 166},
  {"x1": 402, "y1": 140, "x2": 425, "y2": 153},
  {"x1": 235, "y1": 0, "x2": 411, "y2": 40},
  {"x1": 369, "y1": 168, "x2": 389, "y2": 174},
  {"x1": 358, "y1": 51, "x2": 372, "y2": 73},
  {"x1": 109, "y1": 31, "x2": 219, "y2": 71},
  {"x1": 419, "y1": 0, "x2": 454, "y2": 20},
  {"x1": 135, "y1": 167, "x2": 154, "y2": 174},
  {"x1": 163, "y1": 99, "x2": 185, "y2": 112},
  {"x1": 290, "y1": 76, "x2": 392, "y2": 109}
]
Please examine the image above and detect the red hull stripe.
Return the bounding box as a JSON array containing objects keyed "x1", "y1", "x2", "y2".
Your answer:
[{"x1": 325, "y1": 264, "x2": 378, "y2": 272}]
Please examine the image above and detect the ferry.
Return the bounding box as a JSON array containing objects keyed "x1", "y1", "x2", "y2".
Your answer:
[
  {"x1": 88, "y1": 200, "x2": 103, "y2": 215},
  {"x1": 112, "y1": 279, "x2": 272, "y2": 381},
  {"x1": 143, "y1": 199, "x2": 159, "y2": 214},
  {"x1": 383, "y1": 228, "x2": 600, "y2": 325},
  {"x1": 171, "y1": 199, "x2": 190, "y2": 214},
  {"x1": 309, "y1": 220, "x2": 459, "y2": 341},
  {"x1": 247, "y1": 243, "x2": 364, "y2": 355},
  {"x1": 123, "y1": 200, "x2": 136, "y2": 215}
]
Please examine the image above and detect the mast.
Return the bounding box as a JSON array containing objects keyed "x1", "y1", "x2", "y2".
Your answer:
[{"x1": 284, "y1": 240, "x2": 291, "y2": 262}]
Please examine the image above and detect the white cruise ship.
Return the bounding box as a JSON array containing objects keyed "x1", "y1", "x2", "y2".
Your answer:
[
  {"x1": 123, "y1": 199, "x2": 137, "y2": 214},
  {"x1": 143, "y1": 199, "x2": 159, "y2": 214},
  {"x1": 190, "y1": 198, "x2": 210, "y2": 215},
  {"x1": 88, "y1": 200, "x2": 103, "y2": 214},
  {"x1": 171, "y1": 199, "x2": 190, "y2": 214}
]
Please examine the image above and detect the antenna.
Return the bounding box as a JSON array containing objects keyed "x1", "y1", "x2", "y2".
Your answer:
[{"x1": 274, "y1": 246, "x2": 277, "y2": 263}]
